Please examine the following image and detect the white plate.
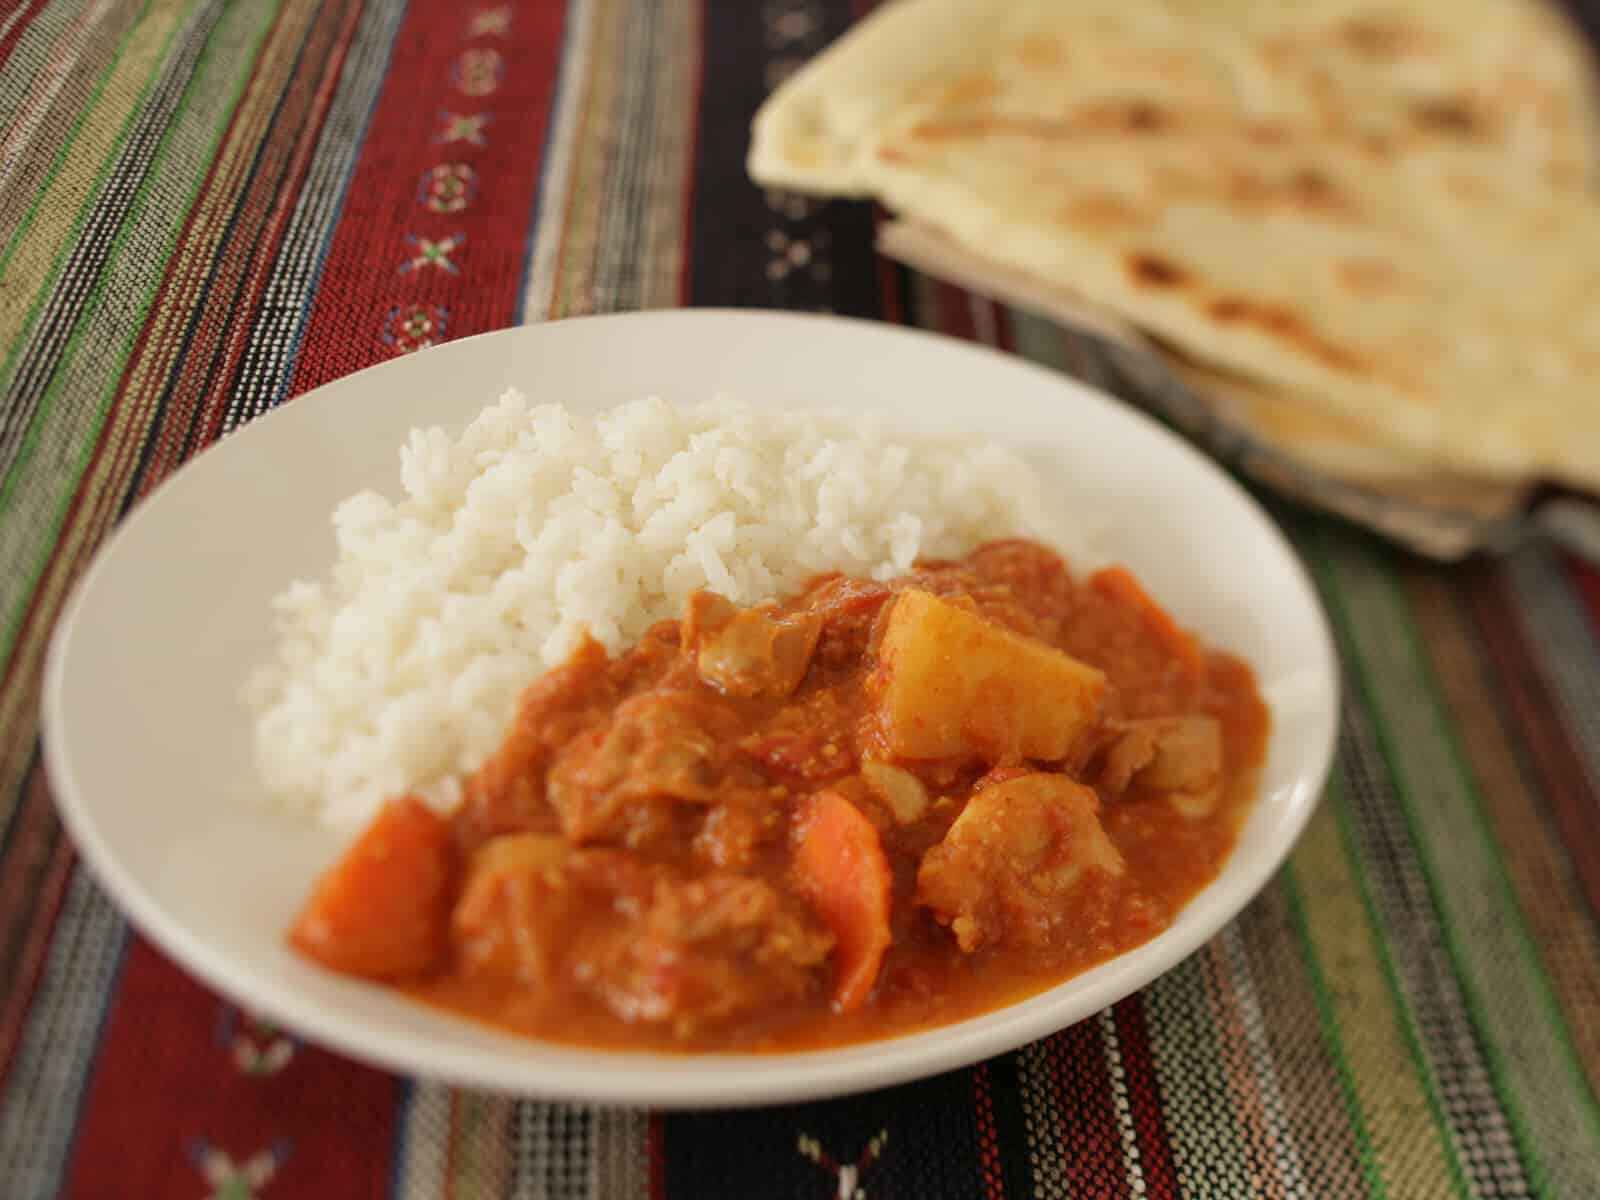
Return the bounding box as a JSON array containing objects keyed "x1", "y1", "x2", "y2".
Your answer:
[{"x1": 43, "y1": 310, "x2": 1337, "y2": 1108}]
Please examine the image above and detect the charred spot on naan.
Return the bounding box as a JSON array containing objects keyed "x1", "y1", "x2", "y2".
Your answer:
[
  {"x1": 1218, "y1": 165, "x2": 1358, "y2": 221},
  {"x1": 1410, "y1": 97, "x2": 1485, "y2": 138},
  {"x1": 1287, "y1": 167, "x2": 1358, "y2": 217},
  {"x1": 1117, "y1": 100, "x2": 1172, "y2": 135},
  {"x1": 1124, "y1": 253, "x2": 1189, "y2": 290},
  {"x1": 1203, "y1": 296, "x2": 1369, "y2": 377},
  {"x1": 1337, "y1": 16, "x2": 1442, "y2": 60}
]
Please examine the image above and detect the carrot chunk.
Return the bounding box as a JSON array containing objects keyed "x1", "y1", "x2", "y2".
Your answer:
[
  {"x1": 290, "y1": 797, "x2": 455, "y2": 980},
  {"x1": 792, "y1": 790, "x2": 893, "y2": 1013},
  {"x1": 1089, "y1": 566, "x2": 1204, "y2": 680}
]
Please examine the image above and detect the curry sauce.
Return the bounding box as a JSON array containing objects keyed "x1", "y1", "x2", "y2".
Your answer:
[{"x1": 290, "y1": 540, "x2": 1269, "y2": 1051}]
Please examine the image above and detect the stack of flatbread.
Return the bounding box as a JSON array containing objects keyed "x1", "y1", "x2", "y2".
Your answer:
[{"x1": 748, "y1": 0, "x2": 1600, "y2": 557}]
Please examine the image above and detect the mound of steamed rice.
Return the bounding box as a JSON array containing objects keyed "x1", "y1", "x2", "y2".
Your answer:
[{"x1": 247, "y1": 392, "x2": 1056, "y2": 826}]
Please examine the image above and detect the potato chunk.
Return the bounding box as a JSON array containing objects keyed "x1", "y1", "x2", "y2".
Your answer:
[
  {"x1": 917, "y1": 774, "x2": 1124, "y2": 952},
  {"x1": 872, "y1": 590, "x2": 1105, "y2": 761}
]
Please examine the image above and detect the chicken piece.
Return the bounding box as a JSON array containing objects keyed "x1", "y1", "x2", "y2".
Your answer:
[
  {"x1": 452, "y1": 834, "x2": 574, "y2": 984},
  {"x1": 451, "y1": 834, "x2": 657, "y2": 985},
  {"x1": 692, "y1": 789, "x2": 785, "y2": 869},
  {"x1": 917, "y1": 774, "x2": 1125, "y2": 952},
  {"x1": 584, "y1": 875, "x2": 833, "y2": 1036},
  {"x1": 696, "y1": 604, "x2": 822, "y2": 699},
  {"x1": 872, "y1": 590, "x2": 1105, "y2": 762},
  {"x1": 1100, "y1": 715, "x2": 1223, "y2": 818},
  {"x1": 455, "y1": 636, "x2": 614, "y2": 847},
  {"x1": 546, "y1": 690, "x2": 738, "y2": 845},
  {"x1": 682, "y1": 590, "x2": 737, "y2": 646}
]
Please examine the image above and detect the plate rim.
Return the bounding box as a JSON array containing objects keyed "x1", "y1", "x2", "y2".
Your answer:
[{"x1": 42, "y1": 308, "x2": 1340, "y2": 1107}]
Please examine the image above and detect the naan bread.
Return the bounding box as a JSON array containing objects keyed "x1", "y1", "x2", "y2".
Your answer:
[
  {"x1": 751, "y1": 0, "x2": 1600, "y2": 489},
  {"x1": 880, "y1": 217, "x2": 1532, "y2": 558}
]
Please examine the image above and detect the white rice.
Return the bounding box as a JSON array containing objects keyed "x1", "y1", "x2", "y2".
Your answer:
[{"x1": 247, "y1": 391, "x2": 1057, "y2": 827}]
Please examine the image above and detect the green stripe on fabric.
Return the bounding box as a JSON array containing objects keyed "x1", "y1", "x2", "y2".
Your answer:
[
  {"x1": 1280, "y1": 861, "x2": 1386, "y2": 1199},
  {"x1": 0, "y1": 0, "x2": 92, "y2": 133},
  {"x1": 1007, "y1": 310, "x2": 1075, "y2": 372},
  {"x1": 1018, "y1": 304, "x2": 1299, "y2": 1194},
  {"x1": 0, "y1": 0, "x2": 165, "y2": 326},
  {"x1": 1330, "y1": 768, "x2": 1471, "y2": 1198},
  {"x1": 0, "y1": 0, "x2": 279, "y2": 668},
  {"x1": 1286, "y1": 785, "x2": 1463, "y2": 1199},
  {"x1": 1406, "y1": 570, "x2": 1600, "y2": 1090},
  {"x1": 1232, "y1": 881, "x2": 1370, "y2": 1196},
  {"x1": 1311, "y1": 536, "x2": 1524, "y2": 1194},
  {"x1": 0, "y1": 0, "x2": 98, "y2": 215},
  {"x1": 0, "y1": 0, "x2": 145, "y2": 257},
  {"x1": 1311, "y1": 527, "x2": 1600, "y2": 1196}
]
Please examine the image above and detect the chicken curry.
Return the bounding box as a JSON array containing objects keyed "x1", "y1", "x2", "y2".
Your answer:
[{"x1": 290, "y1": 540, "x2": 1268, "y2": 1050}]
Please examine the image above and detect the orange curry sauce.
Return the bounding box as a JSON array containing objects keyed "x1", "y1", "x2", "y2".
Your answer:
[{"x1": 290, "y1": 540, "x2": 1269, "y2": 1051}]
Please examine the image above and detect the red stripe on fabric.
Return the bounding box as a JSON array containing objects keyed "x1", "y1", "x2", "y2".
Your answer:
[
  {"x1": 1114, "y1": 998, "x2": 1181, "y2": 1200},
  {"x1": 992, "y1": 301, "x2": 1015, "y2": 353},
  {"x1": 0, "y1": 791, "x2": 73, "y2": 1094},
  {"x1": 934, "y1": 280, "x2": 978, "y2": 341},
  {"x1": 647, "y1": 1113, "x2": 666, "y2": 1200},
  {"x1": 677, "y1": 0, "x2": 706, "y2": 306},
  {"x1": 0, "y1": 0, "x2": 347, "y2": 723},
  {"x1": 1569, "y1": 558, "x2": 1600, "y2": 633},
  {"x1": 1468, "y1": 567, "x2": 1600, "y2": 920},
  {"x1": 875, "y1": 219, "x2": 905, "y2": 325},
  {"x1": 0, "y1": 843, "x2": 71, "y2": 1091},
  {"x1": 101, "y1": 0, "x2": 318, "y2": 500},
  {"x1": 968, "y1": 295, "x2": 1002, "y2": 349},
  {"x1": 195, "y1": 0, "x2": 367, "y2": 450},
  {"x1": 0, "y1": 0, "x2": 48, "y2": 74},
  {"x1": 132, "y1": 0, "x2": 368, "y2": 485},
  {"x1": 972, "y1": 1063, "x2": 1007, "y2": 1199},
  {"x1": 0, "y1": 0, "x2": 328, "y2": 716},
  {"x1": 442, "y1": 1091, "x2": 461, "y2": 1197},
  {"x1": 61, "y1": 940, "x2": 401, "y2": 1199},
  {"x1": 1046, "y1": 1019, "x2": 1129, "y2": 1194},
  {"x1": 288, "y1": 1, "x2": 565, "y2": 395}
]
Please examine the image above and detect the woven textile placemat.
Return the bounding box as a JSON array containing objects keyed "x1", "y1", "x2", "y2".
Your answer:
[{"x1": 2, "y1": 2, "x2": 1599, "y2": 1195}]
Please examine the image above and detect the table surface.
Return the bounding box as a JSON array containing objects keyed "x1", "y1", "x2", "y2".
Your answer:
[{"x1": 4, "y1": 1, "x2": 1600, "y2": 1196}]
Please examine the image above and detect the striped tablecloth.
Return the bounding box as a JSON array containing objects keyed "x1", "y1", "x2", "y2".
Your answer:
[{"x1": 4, "y1": 2, "x2": 1600, "y2": 1196}]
